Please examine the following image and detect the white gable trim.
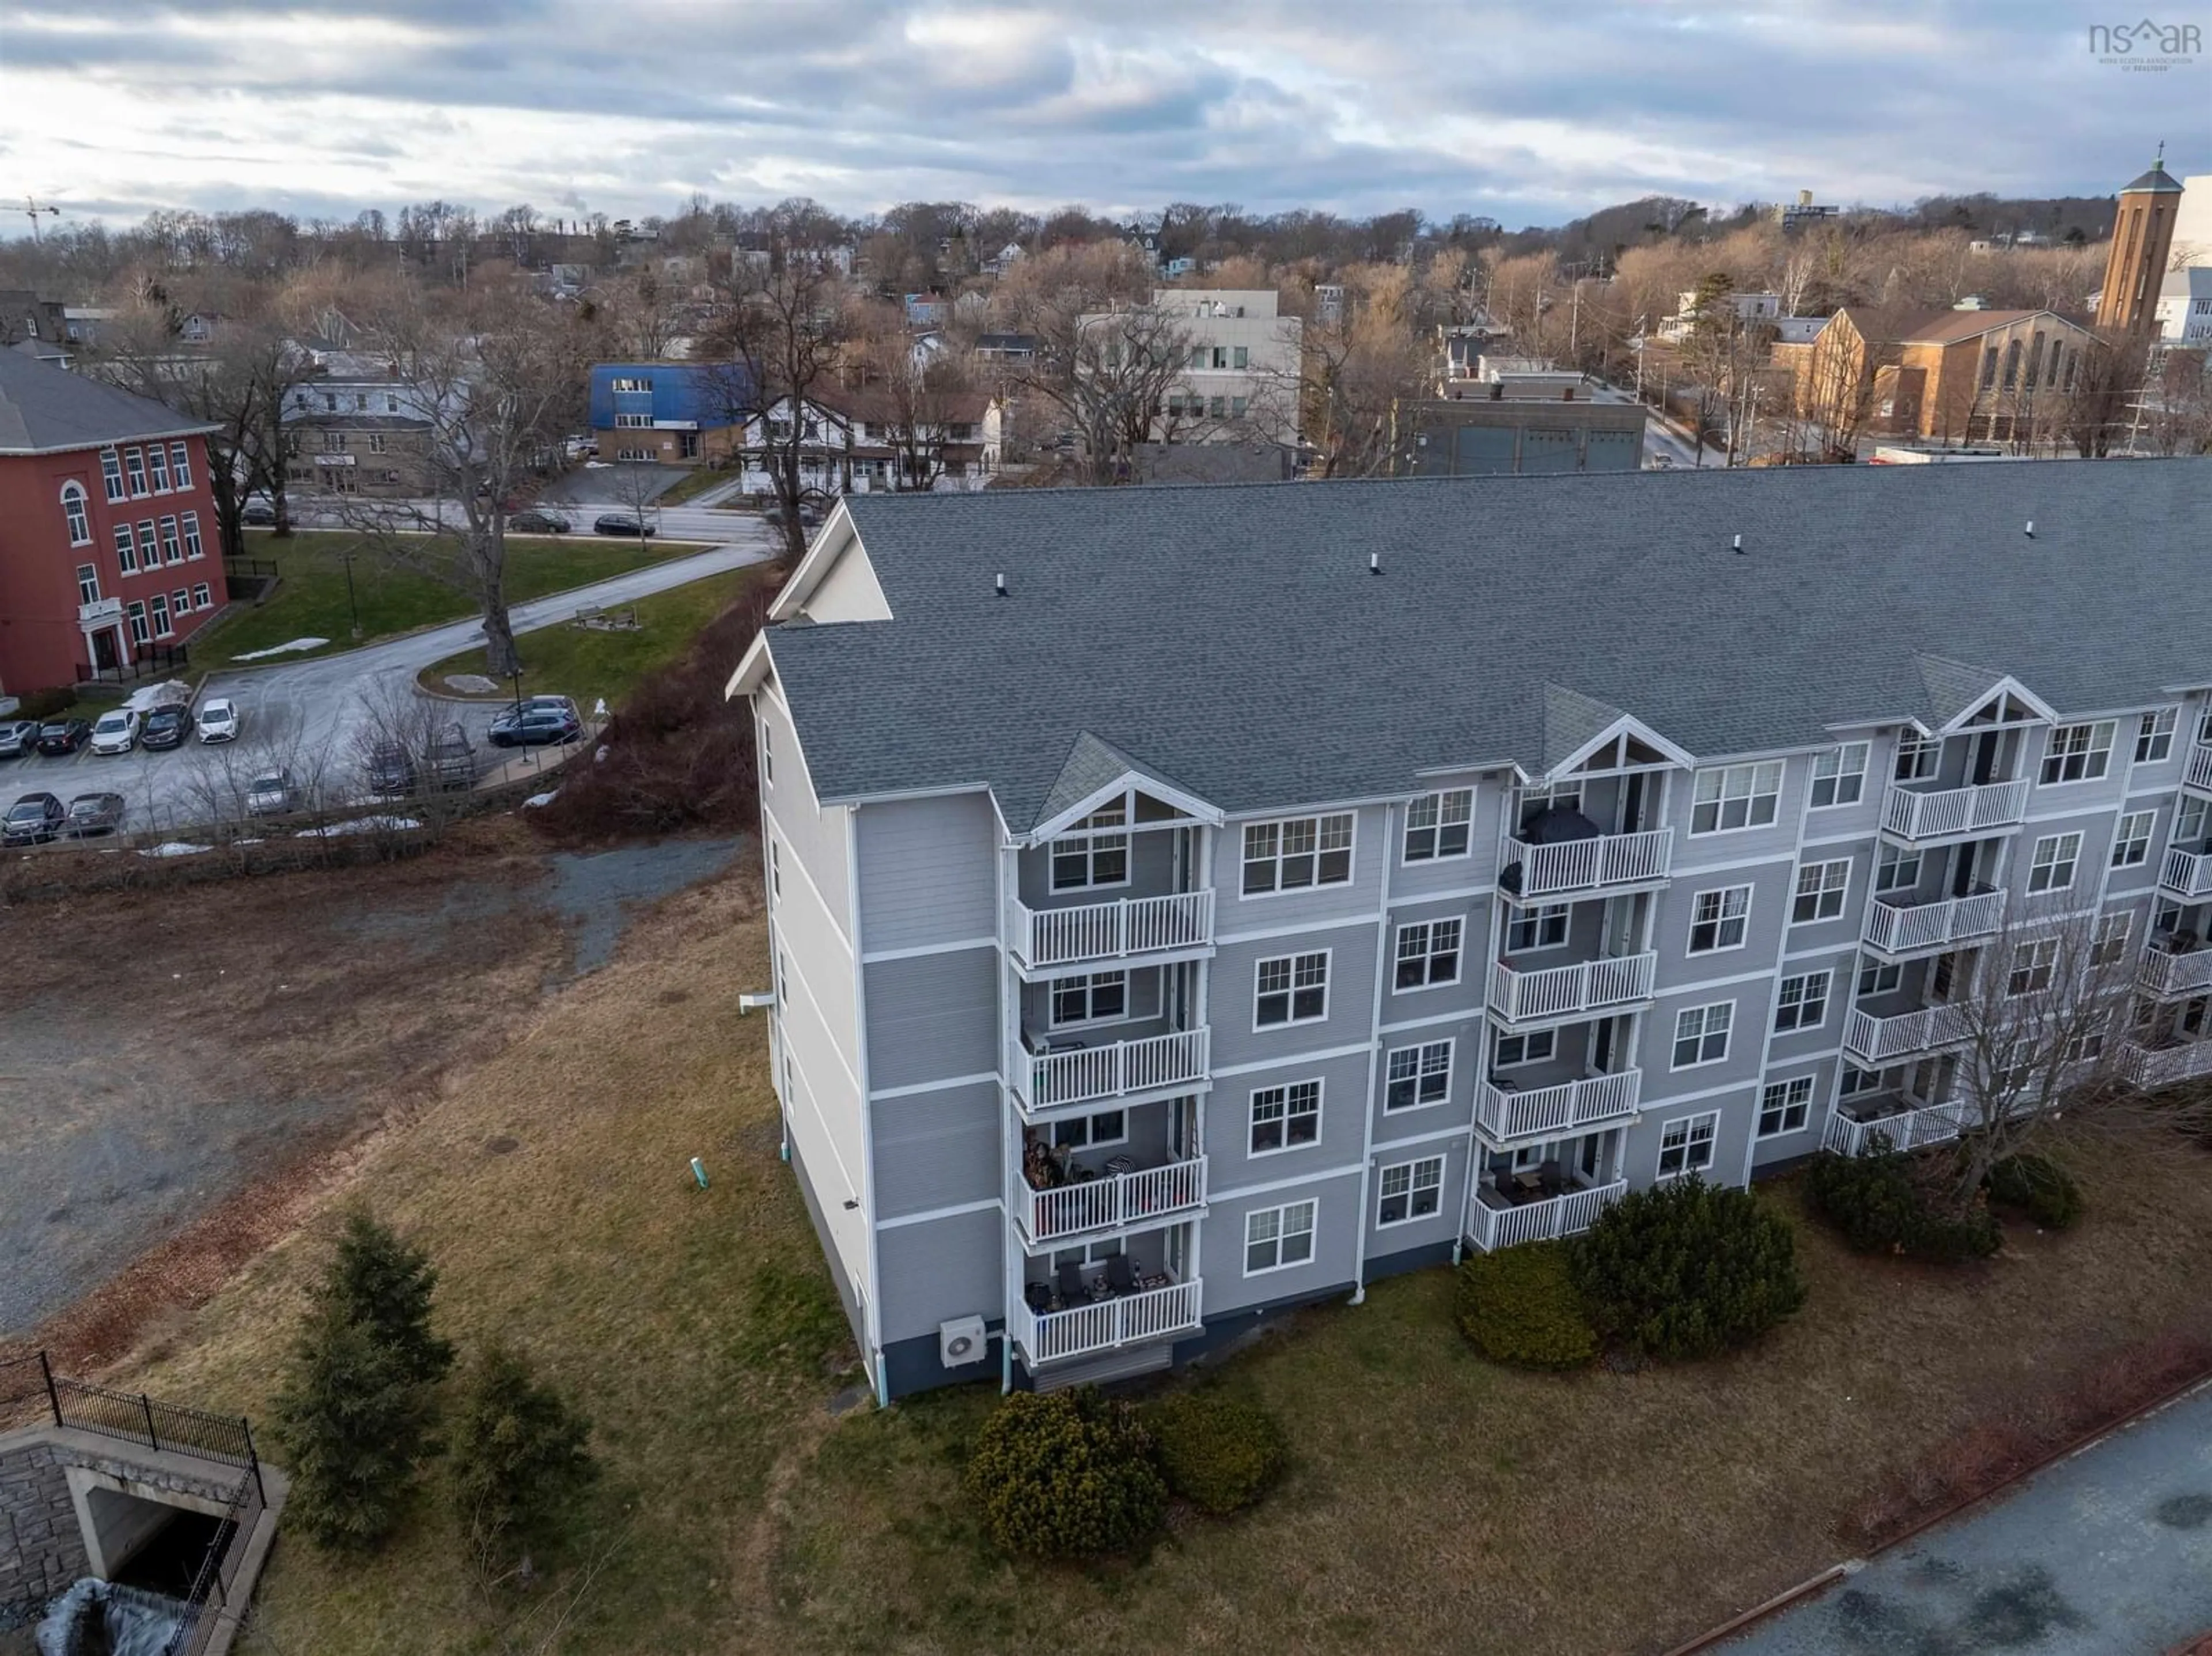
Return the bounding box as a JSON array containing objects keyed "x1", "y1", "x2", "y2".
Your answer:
[
  {"x1": 1540, "y1": 714, "x2": 1696, "y2": 781},
  {"x1": 1022, "y1": 771, "x2": 1223, "y2": 844},
  {"x1": 1933, "y1": 674, "x2": 2058, "y2": 734},
  {"x1": 767, "y1": 503, "x2": 872, "y2": 622},
  {"x1": 724, "y1": 630, "x2": 775, "y2": 700}
]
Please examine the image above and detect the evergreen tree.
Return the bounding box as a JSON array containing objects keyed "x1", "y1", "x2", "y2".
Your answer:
[
  {"x1": 271, "y1": 1301, "x2": 440, "y2": 1551},
  {"x1": 448, "y1": 1343, "x2": 598, "y2": 1574},
  {"x1": 320, "y1": 1210, "x2": 454, "y2": 1388}
]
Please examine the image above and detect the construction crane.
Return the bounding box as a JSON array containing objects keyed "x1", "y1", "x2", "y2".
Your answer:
[{"x1": 20, "y1": 198, "x2": 61, "y2": 241}]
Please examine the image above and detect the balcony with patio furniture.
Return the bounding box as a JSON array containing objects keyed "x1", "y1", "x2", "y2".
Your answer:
[
  {"x1": 1879, "y1": 778, "x2": 2030, "y2": 845},
  {"x1": 1488, "y1": 950, "x2": 1657, "y2": 1029},
  {"x1": 2140, "y1": 933, "x2": 2212, "y2": 1001},
  {"x1": 1499, "y1": 822, "x2": 1673, "y2": 905},
  {"x1": 1843, "y1": 1001, "x2": 1974, "y2": 1065},
  {"x1": 1465, "y1": 1174, "x2": 1628, "y2": 1253},
  {"x1": 2120, "y1": 1036, "x2": 2212, "y2": 1089},
  {"x1": 2158, "y1": 844, "x2": 2212, "y2": 904},
  {"x1": 1009, "y1": 1024, "x2": 1211, "y2": 1120},
  {"x1": 1820, "y1": 1093, "x2": 1974, "y2": 1157},
  {"x1": 1862, "y1": 883, "x2": 2006, "y2": 960},
  {"x1": 1011, "y1": 1234, "x2": 1202, "y2": 1367},
  {"x1": 1475, "y1": 1068, "x2": 1641, "y2": 1146},
  {"x1": 1011, "y1": 1117, "x2": 1206, "y2": 1247}
]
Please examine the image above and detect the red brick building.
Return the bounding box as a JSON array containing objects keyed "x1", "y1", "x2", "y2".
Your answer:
[{"x1": 0, "y1": 348, "x2": 227, "y2": 697}]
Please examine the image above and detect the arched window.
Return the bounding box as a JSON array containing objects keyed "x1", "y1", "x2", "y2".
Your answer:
[
  {"x1": 59, "y1": 481, "x2": 90, "y2": 547},
  {"x1": 2001, "y1": 339, "x2": 2022, "y2": 391}
]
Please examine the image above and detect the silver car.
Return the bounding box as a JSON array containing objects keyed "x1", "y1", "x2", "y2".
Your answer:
[
  {"x1": 0, "y1": 719, "x2": 40, "y2": 759},
  {"x1": 245, "y1": 769, "x2": 300, "y2": 816}
]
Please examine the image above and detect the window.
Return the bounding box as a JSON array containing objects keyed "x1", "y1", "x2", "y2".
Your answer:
[
  {"x1": 1672, "y1": 1002, "x2": 1733, "y2": 1069},
  {"x1": 147, "y1": 445, "x2": 170, "y2": 491},
  {"x1": 323, "y1": 393, "x2": 337, "y2": 412},
  {"x1": 2113, "y1": 810, "x2": 2154, "y2": 869},
  {"x1": 1691, "y1": 761, "x2": 1782, "y2": 835},
  {"x1": 759, "y1": 722, "x2": 773, "y2": 787},
  {"x1": 126, "y1": 601, "x2": 147, "y2": 646},
  {"x1": 168, "y1": 442, "x2": 191, "y2": 487},
  {"x1": 150, "y1": 593, "x2": 172, "y2": 637},
  {"x1": 1050, "y1": 802, "x2": 1128, "y2": 890},
  {"x1": 1385, "y1": 1040, "x2": 1452, "y2": 1111},
  {"x1": 1376, "y1": 1157, "x2": 1444, "y2": 1226},
  {"x1": 2008, "y1": 938, "x2": 2058, "y2": 996},
  {"x1": 1232, "y1": 345, "x2": 1249, "y2": 370},
  {"x1": 1245, "y1": 1200, "x2": 1316, "y2": 1274},
  {"x1": 1393, "y1": 919, "x2": 1462, "y2": 989},
  {"x1": 1657, "y1": 1112, "x2": 1718, "y2": 1178},
  {"x1": 2001, "y1": 338, "x2": 2021, "y2": 389},
  {"x1": 137, "y1": 520, "x2": 155, "y2": 563},
  {"x1": 158, "y1": 517, "x2": 181, "y2": 564},
  {"x1": 1858, "y1": 959, "x2": 1902, "y2": 997},
  {"x1": 1810, "y1": 742, "x2": 1869, "y2": 808},
  {"x1": 2039, "y1": 722, "x2": 2113, "y2": 785},
  {"x1": 1493, "y1": 1028, "x2": 1555, "y2": 1068},
  {"x1": 2028, "y1": 832, "x2": 2082, "y2": 893},
  {"x1": 1249, "y1": 1081, "x2": 1321, "y2": 1154},
  {"x1": 1403, "y1": 789, "x2": 1472, "y2": 861},
  {"x1": 60, "y1": 482, "x2": 90, "y2": 545},
  {"x1": 2092, "y1": 912, "x2": 2131, "y2": 967},
  {"x1": 610, "y1": 376, "x2": 654, "y2": 392},
  {"x1": 100, "y1": 449, "x2": 126, "y2": 502},
  {"x1": 614, "y1": 412, "x2": 653, "y2": 427},
  {"x1": 1774, "y1": 971, "x2": 1831, "y2": 1032},
  {"x1": 123, "y1": 447, "x2": 147, "y2": 497},
  {"x1": 1243, "y1": 813, "x2": 1354, "y2": 894},
  {"x1": 1050, "y1": 972, "x2": 1127, "y2": 1026},
  {"x1": 180, "y1": 513, "x2": 203, "y2": 560},
  {"x1": 1894, "y1": 732, "x2": 1940, "y2": 782},
  {"x1": 1688, "y1": 885, "x2": 1751, "y2": 953},
  {"x1": 2137, "y1": 708, "x2": 2177, "y2": 765},
  {"x1": 1876, "y1": 844, "x2": 1922, "y2": 894},
  {"x1": 191, "y1": 582, "x2": 211, "y2": 609},
  {"x1": 2065, "y1": 1031, "x2": 2107, "y2": 1065},
  {"x1": 1758, "y1": 1077, "x2": 1815, "y2": 1138},
  {"x1": 383, "y1": 396, "x2": 399, "y2": 415},
  {"x1": 1506, "y1": 903, "x2": 1569, "y2": 952},
  {"x1": 368, "y1": 434, "x2": 387, "y2": 454},
  {"x1": 767, "y1": 839, "x2": 781, "y2": 899},
  {"x1": 1980, "y1": 344, "x2": 1999, "y2": 389},
  {"x1": 1255, "y1": 952, "x2": 1328, "y2": 1026},
  {"x1": 1840, "y1": 1063, "x2": 1884, "y2": 1097},
  {"x1": 1209, "y1": 396, "x2": 1226, "y2": 418},
  {"x1": 1231, "y1": 396, "x2": 1248, "y2": 419},
  {"x1": 75, "y1": 564, "x2": 100, "y2": 605},
  {"x1": 1052, "y1": 1109, "x2": 1127, "y2": 1150},
  {"x1": 113, "y1": 525, "x2": 138, "y2": 573},
  {"x1": 1793, "y1": 859, "x2": 1851, "y2": 924},
  {"x1": 171, "y1": 588, "x2": 190, "y2": 619},
  {"x1": 1515, "y1": 782, "x2": 1582, "y2": 831}
]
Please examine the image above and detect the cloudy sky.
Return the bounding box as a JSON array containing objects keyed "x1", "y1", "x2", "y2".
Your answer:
[{"x1": 0, "y1": 1, "x2": 2204, "y2": 233}]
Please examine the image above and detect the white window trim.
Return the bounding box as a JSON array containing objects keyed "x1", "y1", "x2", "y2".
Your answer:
[
  {"x1": 1808, "y1": 742, "x2": 1869, "y2": 810},
  {"x1": 1505, "y1": 901, "x2": 1571, "y2": 954},
  {"x1": 1391, "y1": 918, "x2": 1464, "y2": 992},
  {"x1": 1247, "y1": 1079, "x2": 1324, "y2": 1158},
  {"x1": 2037, "y1": 721, "x2": 2115, "y2": 787},
  {"x1": 1687, "y1": 884, "x2": 1754, "y2": 956},
  {"x1": 1755, "y1": 1076, "x2": 1817, "y2": 1139},
  {"x1": 1791, "y1": 858, "x2": 1853, "y2": 924},
  {"x1": 1401, "y1": 787, "x2": 1474, "y2": 865},
  {"x1": 1243, "y1": 1199, "x2": 1319, "y2": 1276},
  {"x1": 1054, "y1": 1109, "x2": 1130, "y2": 1151},
  {"x1": 1382, "y1": 1038, "x2": 1454, "y2": 1112},
  {"x1": 1253, "y1": 949, "x2": 1331, "y2": 1030},
  {"x1": 59, "y1": 482, "x2": 91, "y2": 546},
  {"x1": 2135, "y1": 707, "x2": 2178, "y2": 767},
  {"x1": 1048, "y1": 971, "x2": 1132, "y2": 1029},
  {"x1": 1656, "y1": 1110, "x2": 1720, "y2": 1180},
  {"x1": 1671, "y1": 1002, "x2": 1734, "y2": 1071},
  {"x1": 2112, "y1": 810, "x2": 2154, "y2": 869},
  {"x1": 1374, "y1": 1155, "x2": 1445, "y2": 1227},
  {"x1": 1048, "y1": 808, "x2": 1132, "y2": 893},
  {"x1": 1240, "y1": 811, "x2": 1358, "y2": 900},
  {"x1": 2027, "y1": 832, "x2": 2083, "y2": 895},
  {"x1": 1774, "y1": 970, "x2": 1831, "y2": 1032},
  {"x1": 1689, "y1": 761, "x2": 1784, "y2": 837}
]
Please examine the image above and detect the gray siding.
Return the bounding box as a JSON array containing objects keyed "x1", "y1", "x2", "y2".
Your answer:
[
  {"x1": 1017, "y1": 824, "x2": 1180, "y2": 908},
  {"x1": 1209, "y1": 920, "x2": 1381, "y2": 1070},
  {"x1": 1363, "y1": 1135, "x2": 1472, "y2": 1253},
  {"x1": 856, "y1": 791, "x2": 998, "y2": 954},
  {"x1": 1379, "y1": 894, "x2": 1488, "y2": 1022},
  {"x1": 873, "y1": 1081, "x2": 1001, "y2": 1218},
  {"x1": 1385, "y1": 779, "x2": 1502, "y2": 901},
  {"x1": 877, "y1": 1206, "x2": 1003, "y2": 1345},
  {"x1": 1213, "y1": 802, "x2": 1389, "y2": 933},
  {"x1": 1748, "y1": 1054, "x2": 1839, "y2": 1171},
  {"x1": 1200, "y1": 1170, "x2": 1364, "y2": 1316},
  {"x1": 1619, "y1": 1085, "x2": 1756, "y2": 1189},
  {"x1": 1203, "y1": 1047, "x2": 1371, "y2": 1190},
  {"x1": 865, "y1": 945, "x2": 999, "y2": 1092},
  {"x1": 759, "y1": 684, "x2": 851, "y2": 937}
]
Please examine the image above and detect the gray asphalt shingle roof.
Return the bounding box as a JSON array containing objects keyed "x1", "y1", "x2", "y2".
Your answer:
[
  {"x1": 764, "y1": 460, "x2": 2212, "y2": 833},
  {"x1": 0, "y1": 347, "x2": 215, "y2": 453}
]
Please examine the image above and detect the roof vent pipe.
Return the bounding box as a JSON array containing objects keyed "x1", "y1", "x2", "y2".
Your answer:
[
  {"x1": 995, "y1": 573, "x2": 1007, "y2": 597},
  {"x1": 1732, "y1": 534, "x2": 1744, "y2": 554},
  {"x1": 1369, "y1": 552, "x2": 1381, "y2": 575},
  {"x1": 2024, "y1": 521, "x2": 2035, "y2": 537}
]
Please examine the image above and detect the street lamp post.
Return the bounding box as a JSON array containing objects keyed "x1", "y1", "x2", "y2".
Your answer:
[{"x1": 341, "y1": 543, "x2": 362, "y2": 639}]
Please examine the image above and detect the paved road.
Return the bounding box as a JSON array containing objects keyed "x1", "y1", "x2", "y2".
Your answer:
[
  {"x1": 1719, "y1": 1381, "x2": 2212, "y2": 1655},
  {"x1": 9, "y1": 531, "x2": 776, "y2": 833},
  {"x1": 275, "y1": 494, "x2": 761, "y2": 546},
  {"x1": 1590, "y1": 382, "x2": 1709, "y2": 469}
]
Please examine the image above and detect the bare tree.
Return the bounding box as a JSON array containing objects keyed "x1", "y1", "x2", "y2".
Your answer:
[
  {"x1": 2059, "y1": 329, "x2": 2153, "y2": 457},
  {"x1": 1007, "y1": 300, "x2": 1192, "y2": 485}
]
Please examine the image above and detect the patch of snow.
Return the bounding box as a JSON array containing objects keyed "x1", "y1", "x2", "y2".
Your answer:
[
  {"x1": 294, "y1": 816, "x2": 422, "y2": 838},
  {"x1": 443, "y1": 673, "x2": 499, "y2": 694},
  {"x1": 124, "y1": 679, "x2": 194, "y2": 713},
  {"x1": 233, "y1": 636, "x2": 330, "y2": 661},
  {"x1": 522, "y1": 790, "x2": 559, "y2": 809},
  {"x1": 139, "y1": 842, "x2": 210, "y2": 858}
]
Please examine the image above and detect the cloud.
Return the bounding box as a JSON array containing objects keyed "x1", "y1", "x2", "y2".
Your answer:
[{"x1": 0, "y1": 0, "x2": 2202, "y2": 233}]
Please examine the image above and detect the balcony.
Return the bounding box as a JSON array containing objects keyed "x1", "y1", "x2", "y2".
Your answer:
[
  {"x1": 2140, "y1": 942, "x2": 2212, "y2": 1001},
  {"x1": 1476, "y1": 1070, "x2": 1641, "y2": 1145},
  {"x1": 1862, "y1": 885, "x2": 2006, "y2": 959},
  {"x1": 1501, "y1": 828, "x2": 1673, "y2": 903},
  {"x1": 2122, "y1": 1039, "x2": 2212, "y2": 1090},
  {"x1": 2186, "y1": 746, "x2": 2212, "y2": 798},
  {"x1": 1843, "y1": 1003, "x2": 1974, "y2": 1064},
  {"x1": 1013, "y1": 1156, "x2": 1207, "y2": 1247},
  {"x1": 1880, "y1": 779, "x2": 2029, "y2": 844},
  {"x1": 1013, "y1": 1028, "x2": 1210, "y2": 1119},
  {"x1": 77, "y1": 596, "x2": 123, "y2": 626},
  {"x1": 1489, "y1": 952, "x2": 1657, "y2": 1028},
  {"x1": 1010, "y1": 1276, "x2": 1203, "y2": 1366},
  {"x1": 1465, "y1": 1178, "x2": 1627, "y2": 1253},
  {"x1": 1004, "y1": 891, "x2": 1215, "y2": 976},
  {"x1": 1821, "y1": 1097, "x2": 1972, "y2": 1157},
  {"x1": 2159, "y1": 847, "x2": 2212, "y2": 903}
]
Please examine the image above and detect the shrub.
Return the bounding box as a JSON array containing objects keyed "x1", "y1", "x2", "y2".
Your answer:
[
  {"x1": 1802, "y1": 1146, "x2": 2002, "y2": 1261},
  {"x1": 1569, "y1": 1177, "x2": 1806, "y2": 1361},
  {"x1": 1146, "y1": 1392, "x2": 1286, "y2": 1514},
  {"x1": 964, "y1": 1388, "x2": 1166, "y2": 1558},
  {"x1": 318, "y1": 1210, "x2": 454, "y2": 1388},
  {"x1": 10, "y1": 687, "x2": 79, "y2": 721},
  {"x1": 448, "y1": 1343, "x2": 597, "y2": 1572},
  {"x1": 1453, "y1": 1242, "x2": 1598, "y2": 1370},
  {"x1": 1985, "y1": 1152, "x2": 2083, "y2": 1230},
  {"x1": 271, "y1": 1301, "x2": 439, "y2": 1552}
]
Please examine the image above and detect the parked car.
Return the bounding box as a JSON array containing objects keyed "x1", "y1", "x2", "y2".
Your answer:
[
  {"x1": 509, "y1": 509, "x2": 571, "y2": 534},
  {"x1": 241, "y1": 501, "x2": 278, "y2": 526},
  {"x1": 1649, "y1": 453, "x2": 1675, "y2": 470},
  {"x1": 764, "y1": 502, "x2": 825, "y2": 530},
  {"x1": 245, "y1": 770, "x2": 301, "y2": 816},
  {"x1": 489, "y1": 702, "x2": 584, "y2": 748},
  {"x1": 196, "y1": 698, "x2": 241, "y2": 742},
  {"x1": 34, "y1": 719, "x2": 92, "y2": 756},
  {"x1": 0, "y1": 719, "x2": 40, "y2": 759},
  {"x1": 592, "y1": 512, "x2": 655, "y2": 537},
  {"x1": 63, "y1": 792, "x2": 126, "y2": 838},
  {"x1": 139, "y1": 703, "x2": 195, "y2": 751},
  {"x1": 89, "y1": 710, "x2": 142, "y2": 755},
  {"x1": 425, "y1": 723, "x2": 475, "y2": 790},
  {"x1": 365, "y1": 742, "x2": 419, "y2": 797},
  {"x1": 2, "y1": 792, "x2": 66, "y2": 846}
]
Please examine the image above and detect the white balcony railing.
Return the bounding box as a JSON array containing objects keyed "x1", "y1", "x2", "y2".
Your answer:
[
  {"x1": 1503, "y1": 828, "x2": 1674, "y2": 901},
  {"x1": 1863, "y1": 887, "x2": 2006, "y2": 956},
  {"x1": 1020, "y1": 1029, "x2": 1210, "y2": 1113},
  {"x1": 2187, "y1": 745, "x2": 2212, "y2": 796},
  {"x1": 1007, "y1": 891, "x2": 1215, "y2": 972},
  {"x1": 1011, "y1": 1278, "x2": 1203, "y2": 1365},
  {"x1": 2158, "y1": 847, "x2": 2212, "y2": 902},
  {"x1": 1880, "y1": 779, "x2": 2030, "y2": 843},
  {"x1": 1490, "y1": 952, "x2": 1658, "y2": 1026},
  {"x1": 1015, "y1": 1157, "x2": 1207, "y2": 1245},
  {"x1": 1843, "y1": 1003, "x2": 1975, "y2": 1064},
  {"x1": 1821, "y1": 1100, "x2": 1973, "y2": 1157},
  {"x1": 2121, "y1": 1039, "x2": 2212, "y2": 1090},
  {"x1": 1466, "y1": 1179, "x2": 1628, "y2": 1253},
  {"x1": 1476, "y1": 1070, "x2": 1642, "y2": 1143},
  {"x1": 2140, "y1": 945, "x2": 2212, "y2": 1000}
]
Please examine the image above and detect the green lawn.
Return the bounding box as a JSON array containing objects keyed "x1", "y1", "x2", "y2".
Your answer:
[
  {"x1": 652, "y1": 465, "x2": 744, "y2": 507},
  {"x1": 196, "y1": 530, "x2": 700, "y2": 668},
  {"x1": 416, "y1": 570, "x2": 753, "y2": 711}
]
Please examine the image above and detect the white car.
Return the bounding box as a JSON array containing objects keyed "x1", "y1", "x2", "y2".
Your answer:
[
  {"x1": 89, "y1": 710, "x2": 142, "y2": 755},
  {"x1": 197, "y1": 698, "x2": 240, "y2": 742}
]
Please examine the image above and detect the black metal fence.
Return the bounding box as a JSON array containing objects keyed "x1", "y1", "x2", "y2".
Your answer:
[
  {"x1": 165, "y1": 1465, "x2": 264, "y2": 1656},
  {"x1": 73, "y1": 642, "x2": 191, "y2": 685},
  {"x1": 222, "y1": 556, "x2": 278, "y2": 583},
  {"x1": 48, "y1": 1374, "x2": 261, "y2": 1480}
]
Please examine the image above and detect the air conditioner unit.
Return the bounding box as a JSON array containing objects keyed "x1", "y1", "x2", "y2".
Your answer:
[{"x1": 938, "y1": 1315, "x2": 989, "y2": 1368}]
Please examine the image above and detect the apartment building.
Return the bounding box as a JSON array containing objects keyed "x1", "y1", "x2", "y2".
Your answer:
[
  {"x1": 728, "y1": 461, "x2": 2212, "y2": 1403},
  {"x1": 1080, "y1": 290, "x2": 1302, "y2": 450}
]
